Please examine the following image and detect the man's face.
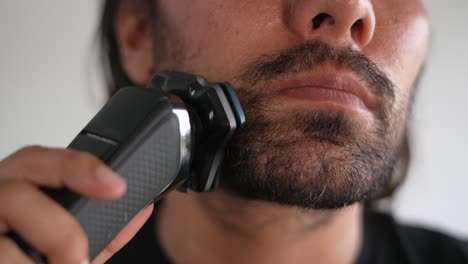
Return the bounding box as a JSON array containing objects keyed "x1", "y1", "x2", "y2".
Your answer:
[{"x1": 142, "y1": 0, "x2": 429, "y2": 208}]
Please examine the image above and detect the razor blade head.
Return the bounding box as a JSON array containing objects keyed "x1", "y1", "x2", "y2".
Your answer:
[{"x1": 149, "y1": 71, "x2": 245, "y2": 192}]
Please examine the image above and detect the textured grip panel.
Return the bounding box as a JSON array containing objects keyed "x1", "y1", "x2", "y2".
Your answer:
[{"x1": 72, "y1": 113, "x2": 181, "y2": 258}]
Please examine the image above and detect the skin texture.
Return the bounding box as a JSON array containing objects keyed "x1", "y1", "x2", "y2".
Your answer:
[
  {"x1": 0, "y1": 0, "x2": 430, "y2": 263},
  {"x1": 114, "y1": 0, "x2": 430, "y2": 263},
  {"x1": 0, "y1": 146, "x2": 154, "y2": 264},
  {"x1": 114, "y1": 0, "x2": 430, "y2": 210}
]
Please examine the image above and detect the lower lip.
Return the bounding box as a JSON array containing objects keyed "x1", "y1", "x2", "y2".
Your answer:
[{"x1": 278, "y1": 87, "x2": 367, "y2": 111}]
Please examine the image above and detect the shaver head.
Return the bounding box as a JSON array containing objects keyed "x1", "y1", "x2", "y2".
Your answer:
[{"x1": 148, "y1": 71, "x2": 246, "y2": 192}]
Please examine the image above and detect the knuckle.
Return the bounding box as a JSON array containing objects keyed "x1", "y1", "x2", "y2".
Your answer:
[
  {"x1": 0, "y1": 146, "x2": 43, "y2": 179},
  {"x1": 13, "y1": 145, "x2": 44, "y2": 158},
  {"x1": 0, "y1": 180, "x2": 35, "y2": 204}
]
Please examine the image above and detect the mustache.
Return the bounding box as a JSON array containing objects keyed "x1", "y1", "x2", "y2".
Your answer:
[{"x1": 236, "y1": 41, "x2": 395, "y2": 104}]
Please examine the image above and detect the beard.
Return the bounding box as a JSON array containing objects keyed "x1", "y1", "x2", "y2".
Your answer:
[
  {"x1": 217, "y1": 41, "x2": 405, "y2": 209},
  {"x1": 150, "y1": 10, "x2": 405, "y2": 208}
]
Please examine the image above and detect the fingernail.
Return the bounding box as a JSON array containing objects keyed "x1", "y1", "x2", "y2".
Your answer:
[
  {"x1": 96, "y1": 166, "x2": 126, "y2": 191},
  {"x1": 80, "y1": 259, "x2": 90, "y2": 264}
]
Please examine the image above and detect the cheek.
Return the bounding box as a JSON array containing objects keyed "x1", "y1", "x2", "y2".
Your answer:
[
  {"x1": 159, "y1": 0, "x2": 287, "y2": 82},
  {"x1": 362, "y1": 3, "x2": 430, "y2": 144},
  {"x1": 365, "y1": 13, "x2": 429, "y2": 116}
]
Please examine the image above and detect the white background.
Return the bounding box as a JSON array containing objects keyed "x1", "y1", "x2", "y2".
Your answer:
[{"x1": 0, "y1": 1, "x2": 467, "y2": 238}]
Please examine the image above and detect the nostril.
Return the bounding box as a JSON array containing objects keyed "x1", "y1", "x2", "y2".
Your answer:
[
  {"x1": 312, "y1": 13, "x2": 334, "y2": 30},
  {"x1": 351, "y1": 19, "x2": 364, "y2": 40}
]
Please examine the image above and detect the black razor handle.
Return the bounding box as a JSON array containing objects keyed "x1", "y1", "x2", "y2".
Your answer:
[
  {"x1": 67, "y1": 86, "x2": 185, "y2": 258},
  {"x1": 9, "y1": 85, "x2": 187, "y2": 260},
  {"x1": 8, "y1": 71, "x2": 246, "y2": 262}
]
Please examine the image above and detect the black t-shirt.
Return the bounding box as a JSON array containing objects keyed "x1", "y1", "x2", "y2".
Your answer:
[{"x1": 108, "y1": 209, "x2": 468, "y2": 264}]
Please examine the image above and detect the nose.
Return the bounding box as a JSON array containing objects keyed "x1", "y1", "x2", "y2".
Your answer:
[{"x1": 286, "y1": 0, "x2": 376, "y2": 49}]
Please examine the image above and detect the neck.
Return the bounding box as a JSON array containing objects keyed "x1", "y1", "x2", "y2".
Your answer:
[{"x1": 157, "y1": 191, "x2": 363, "y2": 264}]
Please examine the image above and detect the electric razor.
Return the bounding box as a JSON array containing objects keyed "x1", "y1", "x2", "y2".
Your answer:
[{"x1": 9, "y1": 71, "x2": 245, "y2": 261}]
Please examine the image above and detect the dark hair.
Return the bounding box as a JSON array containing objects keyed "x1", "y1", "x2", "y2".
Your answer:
[
  {"x1": 98, "y1": 0, "x2": 410, "y2": 204},
  {"x1": 99, "y1": 0, "x2": 134, "y2": 96}
]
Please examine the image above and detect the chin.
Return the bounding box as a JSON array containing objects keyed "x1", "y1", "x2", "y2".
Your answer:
[{"x1": 219, "y1": 108, "x2": 398, "y2": 209}]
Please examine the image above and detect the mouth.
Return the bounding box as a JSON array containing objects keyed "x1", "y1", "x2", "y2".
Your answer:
[{"x1": 273, "y1": 68, "x2": 376, "y2": 113}]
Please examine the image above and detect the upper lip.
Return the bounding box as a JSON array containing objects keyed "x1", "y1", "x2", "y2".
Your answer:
[{"x1": 273, "y1": 69, "x2": 376, "y2": 110}]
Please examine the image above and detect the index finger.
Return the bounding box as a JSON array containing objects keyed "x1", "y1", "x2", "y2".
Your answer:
[{"x1": 0, "y1": 146, "x2": 126, "y2": 200}]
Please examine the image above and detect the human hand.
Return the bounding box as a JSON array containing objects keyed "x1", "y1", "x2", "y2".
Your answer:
[{"x1": 0, "y1": 146, "x2": 154, "y2": 264}]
